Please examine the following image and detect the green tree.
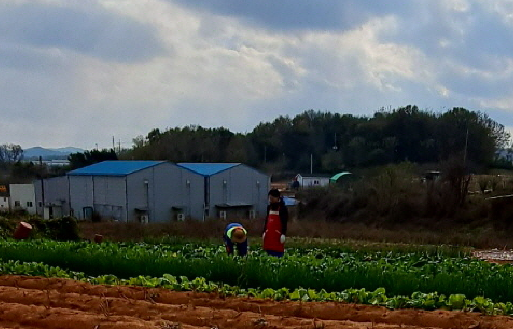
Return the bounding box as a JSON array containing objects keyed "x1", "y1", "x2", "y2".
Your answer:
[
  {"x1": 437, "y1": 108, "x2": 509, "y2": 166},
  {"x1": 68, "y1": 149, "x2": 118, "y2": 170},
  {"x1": 321, "y1": 150, "x2": 345, "y2": 172},
  {"x1": 121, "y1": 106, "x2": 510, "y2": 173}
]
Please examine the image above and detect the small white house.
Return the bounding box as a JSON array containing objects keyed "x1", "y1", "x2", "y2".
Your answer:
[
  {"x1": 294, "y1": 174, "x2": 331, "y2": 188},
  {"x1": 9, "y1": 184, "x2": 36, "y2": 215}
]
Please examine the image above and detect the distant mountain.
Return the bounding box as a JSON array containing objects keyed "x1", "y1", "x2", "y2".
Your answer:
[
  {"x1": 23, "y1": 147, "x2": 85, "y2": 160},
  {"x1": 48, "y1": 147, "x2": 85, "y2": 154}
]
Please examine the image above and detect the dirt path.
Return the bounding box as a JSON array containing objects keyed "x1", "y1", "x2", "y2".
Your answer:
[{"x1": 0, "y1": 275, "x2": 511, "y2": 329}]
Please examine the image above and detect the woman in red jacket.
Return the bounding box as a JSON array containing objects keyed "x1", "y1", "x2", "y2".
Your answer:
[{"x1": 262, "y1": 189, "x2": 288, "y2": 257}]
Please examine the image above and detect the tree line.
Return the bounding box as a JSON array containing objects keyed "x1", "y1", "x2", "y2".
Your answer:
[
  {"x1": 1, "y1": 105, "x2": 510, "y2": 178},
  {"x1": 121, "y1": 105, "x2": 510, "y2": 173}
]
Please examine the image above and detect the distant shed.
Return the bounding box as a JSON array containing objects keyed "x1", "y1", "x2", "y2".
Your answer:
[{"x1": 294, "y1": 173, "x2": 331, "y2": 188}]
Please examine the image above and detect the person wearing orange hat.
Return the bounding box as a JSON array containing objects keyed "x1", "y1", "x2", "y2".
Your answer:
[{"x1": 223, "y1": 222, "x2": 248, "y2": 256}]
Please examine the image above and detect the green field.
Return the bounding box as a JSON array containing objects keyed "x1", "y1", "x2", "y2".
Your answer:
[{"x1": 0, "y1": 238, "x2": 511, "y2": 315}]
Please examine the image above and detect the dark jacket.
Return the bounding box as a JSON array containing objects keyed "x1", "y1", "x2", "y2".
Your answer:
[{"x1": 263, "y1": 198, "x2": 288, "y2": 235}]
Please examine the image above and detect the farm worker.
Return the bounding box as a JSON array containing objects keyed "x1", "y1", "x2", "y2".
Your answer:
[
  {"x1": 223, "y1": 222, "x2": 248, "y2": 256},
  {"x1": 262, "y1": 189, "x2": 288, "y2": 257}
]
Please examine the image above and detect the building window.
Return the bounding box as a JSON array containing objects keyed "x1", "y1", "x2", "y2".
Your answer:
[
  {"x1": 14, "y1": 201, "x2": 20, "y2": 207},
  {"x1": 3, "y1": 197, "x2": 6, "y2": 202},
  {"x1": 38, "y1": 202, "x2": 43, "y2": 207},
  {"x1": 27, "y1": 202, "x2": 33, "y2": 207}
]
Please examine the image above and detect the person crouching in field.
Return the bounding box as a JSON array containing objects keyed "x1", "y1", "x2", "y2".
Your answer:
[
  {"x1": 223, "y1": 223, "x2": 248, "y2": 256},
  {"x1": 262, "y1": 189, "x2": 288, "y2": 257}
]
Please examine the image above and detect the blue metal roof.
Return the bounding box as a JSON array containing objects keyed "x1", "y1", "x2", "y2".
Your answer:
[
  {"x1": 177, "y1": 163, "x2": 240, "y2": 176},
  {"x1": 68, "y1": 161, "x2": 166, "y2": 176}
]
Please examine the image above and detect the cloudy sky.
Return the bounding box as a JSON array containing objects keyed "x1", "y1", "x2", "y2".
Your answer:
[{"x1": 1, "y1": 0, "x2": 513, "y2": 150}]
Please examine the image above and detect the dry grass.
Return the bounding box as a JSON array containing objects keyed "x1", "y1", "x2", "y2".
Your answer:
[{"x1": 78, "y1": 217, "x2": 513, "y2": 249}]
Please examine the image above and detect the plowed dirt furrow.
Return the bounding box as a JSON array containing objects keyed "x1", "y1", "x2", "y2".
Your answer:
[{"x1": 0, "y1": 275, "x2": 511, "y2": 329}]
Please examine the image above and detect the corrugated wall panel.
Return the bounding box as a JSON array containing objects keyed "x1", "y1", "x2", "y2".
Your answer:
[
  {"x1": 69, "y1": 176, "x2": 93, "y2": 220},
  {"x1": 152, "y1": 164, "x2": 181, "y2": 222},
  {"x1": 32, "y1": 177, "x2": 71, "y2": 218},
  {"x1": 126, "y1": 169, "x2": 150, "y2": 222},
  {"x1": 182, "y1": 170, "x2": 204, "y2": 220},
  {"x1": 47, "y1": 177, "x2": 70, "y2": 216},
  {"x1": 92, "y1": 176, "x2": 126, "y2": 221},
  {"x1": 210, "y1": 165, "x2": 269, "y2": 219},
  {"x1": 126, "y1": 163, "x2": 205, "y2": 223}
]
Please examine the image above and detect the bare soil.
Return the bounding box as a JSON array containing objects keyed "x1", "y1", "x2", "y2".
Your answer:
[
  {"x1": 473, "y1": 249, "x2": 513, "y2": 264},
  {"x1": 0, "y1": 275, "x2": 511, "y2": 329}
]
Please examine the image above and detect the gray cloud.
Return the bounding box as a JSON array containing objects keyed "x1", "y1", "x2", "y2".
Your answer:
[
  {"x1": 0, "y1": 42, "x2": 72, "y2": 73},
  {"x1": 378, "y1": 2, "x2": 513, "y2": 69},
  {"x1": 1, "y1": 0, "x2": 513, "y2": 149},
  {"x1": 0, "y1": 3, "x2": 165, "y2": 63},
  {"x1": 171, "y1": 0, "x2": 412, "y2": 31}
]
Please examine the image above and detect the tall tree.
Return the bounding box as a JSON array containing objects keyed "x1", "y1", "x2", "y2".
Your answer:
[
  {"x1": 0, "y1": 144, "x2": 23, "y2": 166},
  {"x1": 437, "y1": 108, "x2": 510, "y2": 165}
]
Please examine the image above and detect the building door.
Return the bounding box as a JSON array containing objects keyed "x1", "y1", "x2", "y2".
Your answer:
[{"x1": 83, "y1": 207, "x2": 93, "y2": 220}]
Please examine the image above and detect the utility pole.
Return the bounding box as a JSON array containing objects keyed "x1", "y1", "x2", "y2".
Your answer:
[
  {"x1": 112, "y1": 136, "x2": 115, "y2": 151},
  {"x1": 310, "y1": 153, "x2": 313, "y2": 174},
  {"x1": 463, "y1": 126, "x2": 469, "y2": 165}
]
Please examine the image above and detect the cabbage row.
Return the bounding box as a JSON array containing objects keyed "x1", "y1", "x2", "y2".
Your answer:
[
  {"x1": 0, "y1": 259, "x2": 510, "y2": 316},
  {"x1": 0, "y1": 239, "x2": 511, "y2": 303}
]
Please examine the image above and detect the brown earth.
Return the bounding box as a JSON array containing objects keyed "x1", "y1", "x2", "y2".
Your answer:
[{"x1": 0, "y1": 275, "x2": 511, "y2": 329}]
